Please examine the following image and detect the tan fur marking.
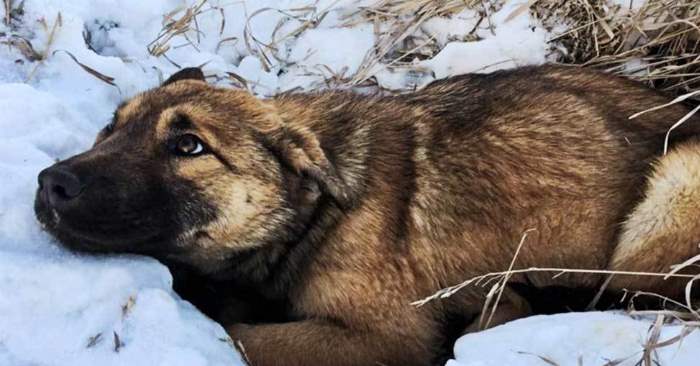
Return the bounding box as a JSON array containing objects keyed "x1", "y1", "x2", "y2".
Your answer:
[
  {"x1": 115, "y1": 94, "x2": 146, "y2": 127},
  {"x1": 609, "y1": 140, "x2": 700, "y2": 292},
  {"x1": 154, "y1": 104, "x2": 217, "y2": 140}
]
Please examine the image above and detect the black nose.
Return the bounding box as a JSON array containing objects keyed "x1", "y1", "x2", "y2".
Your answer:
[{"x1": 38, "y1": 165, "x2": 85, "y2": 207}]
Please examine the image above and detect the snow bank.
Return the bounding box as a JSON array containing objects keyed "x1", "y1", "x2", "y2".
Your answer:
[
  {"x1": 0, "y1": 83, "x2": 243, "y2": 365},
  {"x1": 3, "y1": 0, "x2": 696, "y2": 365},
  {"x1": 448, "y1": 312, "x2": 698, "y2": 366},
  {"x1": 422, "y1": 2, "x2": 549, "y2": 79}
]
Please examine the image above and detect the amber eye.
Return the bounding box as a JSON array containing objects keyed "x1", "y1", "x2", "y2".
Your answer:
[{"x1": 172, "y1": 134, "x2": 206, "y2": 156}]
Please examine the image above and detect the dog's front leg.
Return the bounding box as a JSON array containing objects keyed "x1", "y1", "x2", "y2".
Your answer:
[{"x1": 227, "y1": 319, "x2": 432, "y2": 366}]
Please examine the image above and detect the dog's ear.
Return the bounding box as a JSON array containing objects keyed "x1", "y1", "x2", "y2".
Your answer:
[
  {"x1": 163, "y1": 67, "x2": 206, "y2": 86},
  {"x1": 255, "y1": 114, "x2": 354, "y2": 209}
]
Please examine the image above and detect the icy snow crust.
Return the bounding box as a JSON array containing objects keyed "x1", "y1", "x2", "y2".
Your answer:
[
  {"x1": 0, "y1": 0, "x2": 697, "y2": 365},
  {"x1": 449, "y1": 312, "x2": 700, "y2": 366}
]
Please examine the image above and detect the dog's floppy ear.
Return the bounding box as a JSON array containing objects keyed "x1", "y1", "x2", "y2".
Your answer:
[
  {"x1": 255, "y1": 113, "x2": 354, "y2": 209},
  {"x1": 163, "y1": 67, "x2": 206, "y2": 86}
]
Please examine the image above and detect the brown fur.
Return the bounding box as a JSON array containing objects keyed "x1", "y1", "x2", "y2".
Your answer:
[
  {"x1": 610, "y1": 139, "x2": 700, "y2": 293},
  {"x1": 35, "y1": 65, "x2": 700, "y2": 366}
]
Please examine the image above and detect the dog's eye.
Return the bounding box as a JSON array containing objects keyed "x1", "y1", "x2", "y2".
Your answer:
[{"x1": 173, "y1": 134, "x2": 206, "y2": 156}]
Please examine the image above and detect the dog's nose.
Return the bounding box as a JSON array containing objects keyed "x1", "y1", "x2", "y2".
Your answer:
[{"x1": 38, "y1": 165, "x2": 85, "y2": 207}]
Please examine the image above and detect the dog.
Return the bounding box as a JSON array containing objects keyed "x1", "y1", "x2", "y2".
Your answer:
[{"x1": 35, "y1": 65, "x2": 700, "y2": 366}]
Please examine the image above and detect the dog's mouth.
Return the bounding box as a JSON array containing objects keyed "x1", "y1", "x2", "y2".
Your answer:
[{"x1": 34, "y1": 191, "x2": 171, "y2": 256}]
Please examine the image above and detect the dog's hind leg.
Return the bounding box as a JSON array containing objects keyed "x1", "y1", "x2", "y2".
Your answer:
[
  {"x1": 608, "y1": 140, "x2": 700, "y2": 296},
  {"x1": 462, "y1": 288, "x2": 532, "y2": 333}
]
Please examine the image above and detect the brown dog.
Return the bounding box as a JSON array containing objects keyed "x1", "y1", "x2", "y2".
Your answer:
[{"x1": 35, "y1": 65, "x2": 700, "y2": 366}]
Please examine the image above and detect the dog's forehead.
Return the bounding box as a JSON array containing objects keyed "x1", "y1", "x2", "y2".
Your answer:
[
  {"x1": 114, "y1": 81, "x2": 260, "y2": 133},
  {"x1": 115, "y1": 82, "x2": 211, "y2": 126}
]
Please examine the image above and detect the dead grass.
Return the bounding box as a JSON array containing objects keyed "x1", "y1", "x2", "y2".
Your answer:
[
  {"x1": 25, "y1": 12, "x2": 61, "y2": 81},
  {"x1": 2, "y1": 0, "x2": 23, "y2": 28},
  {"x1": 140, "y1": 0, "x2": 698, "y2": 100},
  {"x1": 148, "y1": 0, "x2": 209, "y2": 61},
  {"x1": 535, "y1": 0, "x2": 700, "y2": 101},
  {"x1": 412, "y1": 238, "x2": 700, "y2": 366},
  {"x1": 347, "y1": 0, "x2": 485, "y2": 85},
  {"x1": 4, "y1": 0, "x2": 698, "y2": 99},
  {"x1": 0, "y1": 8, "x2": 119, "y2": 89},
  {"x1": 0, "y1": 4, "x2": 57, "y2": 74},
  {"x1": 3, "y1": 0, "x2": 10, "y2": 26},
  {"x1": 241, "y1": 2, "x2": 341, "y2": 73},
  {"x1": 349, "y1": 0, "x2": 700, "y2": 99}
]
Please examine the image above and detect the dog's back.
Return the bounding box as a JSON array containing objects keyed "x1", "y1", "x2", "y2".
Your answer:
[{"x1": 390, "y1": 65, "x2": 700, "y2": 289}]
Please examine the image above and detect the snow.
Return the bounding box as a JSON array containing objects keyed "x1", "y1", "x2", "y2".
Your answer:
[
  {"x1": 0, "y1": 0, "x2": 696, "y2": 365},
  {"x1": 0, "y1": 83, "x2": 243, "y2": 365},
  {"x1": 422, "y1": 2, "x2": 549, "y2": 78},
  {"x1": 0, "y1": 253, "x2": 241, "y2": 366},
  {"x1": 287, "y1": 24, "x2": 375, "y2": 79},
  {"x1": 448, "y1": 312, "x2": 699, "y2": 366}
]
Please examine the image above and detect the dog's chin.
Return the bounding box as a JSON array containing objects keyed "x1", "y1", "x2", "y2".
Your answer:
[
  {"x1": 34, "y1": 198, "x2": 176, "y2": 256},
  {"x1": 42, "y1": 225, "x2": 125, "y2": 254},
  {"x1": 35, "y1": 215, "x2": 163, "y2": 257}
]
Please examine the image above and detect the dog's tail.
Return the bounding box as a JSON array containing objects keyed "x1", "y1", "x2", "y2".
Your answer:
[{"x1": 608, "y1": 138, "x2": 700, "y2": 296}]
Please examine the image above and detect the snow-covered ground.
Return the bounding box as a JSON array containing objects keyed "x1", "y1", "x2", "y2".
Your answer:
[
  {"x1": 0, "y1": 0, "x2": 697, "y2": 365},
  {"x1": 450, "y1": 312, "x2": 699, "y2": 366}
]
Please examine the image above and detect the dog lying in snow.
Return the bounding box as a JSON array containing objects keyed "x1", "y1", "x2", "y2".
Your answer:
[{"x1": 35, "y1": 65, "x2": 700, "y2": 366}]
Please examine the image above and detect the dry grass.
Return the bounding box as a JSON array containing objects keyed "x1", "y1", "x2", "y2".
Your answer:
[
  {"x1": 143, "y1": 1, "x2": 495, "y2": 90},
  {"x1": 0, "y1": 4, "x2": 58, "y2": 76},
  {"x1": 0, "y1": 8, "x2": 118, "y2": 88},
  {"x1": 412, "y1": 239, "x2": 700, "y2": 366},
  {"x1": 25, "y1": 12, "x2": 61, "y2": 81},
  {"x1": 411, "y1": 267, "x2": 698, "y2": 307},
  {"x1": 477, "y1": 228, "x2": 534, "y2": 330},
  {"x1": 148, "y1": 0, "x2": 209, "y2": 61},
  {"x1": 347, "y1": 0, "x2": 485, "y2": 85},
  {"x1": 413, "y1": 257, "x2": 700, "y2": 365},
  {"x1": 1, "y1": 0, "x2": 28, "y2": 55},
  {"x1": 629, "y1": 309, "x2": 699, "y2": 366},
  {"x1": 241, "y1": 2, "x2": 342, "y2": 74},
  {"x1": 348, "y1": 0, "x2": 700, "y2": 99},
  {"x1": 112, "y1": 331, "x2": 123, "y2": 353},
  {"x1": 141, "y1": 0, "x2": 698, "y2": 100},
  {"x1": 2, "y1": 0, "x2": 24, "y2": 28},
  {"x1": 147, "y1": 0, "x2": 345, "y2": 87},
  {"x1": 85, "y1": 332, "x2": 103, "y2": 348},
  {"x1": 3, "y1": 0, "x2": 10, "y2": 26},
  {"x1": 4, "y1": 0, "x2": 699, "y2": 98},
  {"x1": 536, "y1": 0, "x2": 700, "y2": 98}
]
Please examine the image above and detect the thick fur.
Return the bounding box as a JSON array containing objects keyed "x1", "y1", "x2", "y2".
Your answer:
[
  {"x1": 610, "y1": 139, "x2": 700, "y2": 293},
  {"x1": 35, "y1": 65, "x2": 700, "y2": 366}
]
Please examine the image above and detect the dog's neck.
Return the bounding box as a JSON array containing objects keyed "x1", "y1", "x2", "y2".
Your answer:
[
  {"x1": 212, "y1": 93, "x2": 378, "y2": 298},
  {"x1": 216, "y1": 92, "x2": 418, "y2": 299}
]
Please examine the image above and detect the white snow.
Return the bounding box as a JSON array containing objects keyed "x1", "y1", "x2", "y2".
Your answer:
[
  {"x1": 448, "y1": 312, "x2": 699, "y2": 366},
  {"x1": 287, "y1": 24, "x2": 375, "y2": 81},
  {"x1": 422, "y1": 2, "x2": 549, "y2": 78},
  {"x1": 0, "y1": 82, "x2": 244, "y2": 365},
  {"x1": 0, "y1": 0, "x2": 697, "y2": 365}
]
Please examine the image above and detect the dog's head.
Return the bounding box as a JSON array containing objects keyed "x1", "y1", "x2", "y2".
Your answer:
[{"x1": 34, "y1": 68, "x2": 352, "y2": 275}]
